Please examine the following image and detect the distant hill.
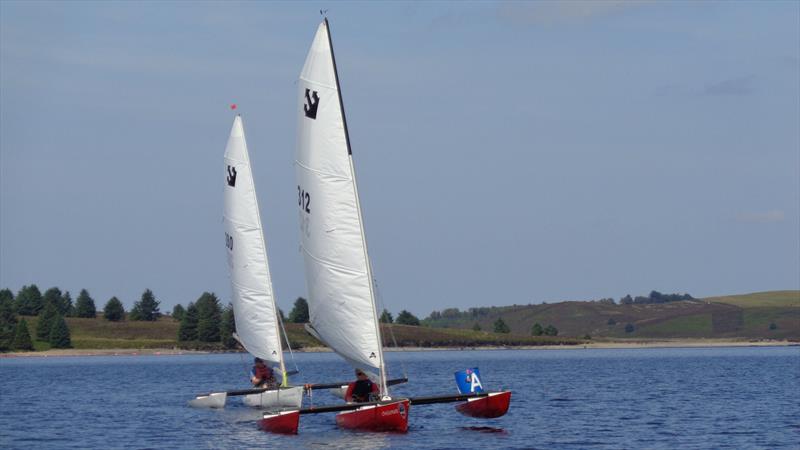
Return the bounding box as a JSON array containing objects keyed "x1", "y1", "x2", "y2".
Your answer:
[{"x1": 422, "y1": 291, "x2": 799, "y2": 340}]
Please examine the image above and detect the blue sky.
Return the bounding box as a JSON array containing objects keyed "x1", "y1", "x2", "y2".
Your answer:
[{"x1": 1, "y1": 1, "x2": 798, "y2": 317}]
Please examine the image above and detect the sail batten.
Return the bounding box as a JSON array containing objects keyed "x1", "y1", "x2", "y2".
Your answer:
[
  {"x1": 295, "y1": 20, "x2": 387, "y2": 387},
  {"x1": 223, "y1": 116, "x2": 285, "y2": 369}
]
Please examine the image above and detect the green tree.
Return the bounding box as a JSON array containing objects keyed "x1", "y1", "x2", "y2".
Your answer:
[
  {"x1": 288, "y1": 297, "x2": 309, "y2": 323},
  {"x1": 769, "y1": 322, "x2": 778, "y2": 330},
  {"x1": 396, "y1": 310, "x2": 420, "y2": 326},
  {"x1": 493, "y1": 318, "x2": 511, "y2": 334},
  {"x1": 74, "y1": 289, "x2": 97, "y2": 318},
  {"x1": 15, "y1": 284, "x2": 43, "y2": 316},
  {"x1": 544, "y1": 324, "x2": 559, "y2": 336},
  {"x1": 12, "y1": 318, "x2": 34, "y2": 351},
  {"x1": 49, "y1": 315, "x2": 72, "y2": 348},
  {"x1": 178, "y1": 302, "x2": 199, "y2": 341},
  {"x1": 379, "y1": 309, "x2": 393, "y2": 324},
  {"x1": 103, "y1": 297, "x2": 125, "y2": 322},
  {"x1": 172, "y1": 304, "x2": 186, "y2": 322},
  {"x1": 196, "y1": 292, "x2": 221, "y2": 342},
  {"x1": 607, "y1": 318, "x2": 616, "y2": 326},
  {"x1": 220, "y1": 304, "x2": 237, "y2": 349},
  {"x1": 42, "y1": 287, "x2": 63, "y2": 314},
  {"x1": 129, "y1": 289, "x2": 160, "y2": 321},
  {"x1": 36, "y1": 301, "x2": 59, "y2": 341},
  {"x1": 472, "y1": 322, "x2": 481, "y2": 331},
  {"x1": 625, "y1": 323, "x2": 635, "y2": 333},
  {"x1": 61, "y1": 291, "x2": 74, "y2": 316},
  {"x1": 531, "y1": 323, "x2": 544, "y2": 336},
  {"x1": 0, "y1": 289, "x2": 18, "y2": 351}
]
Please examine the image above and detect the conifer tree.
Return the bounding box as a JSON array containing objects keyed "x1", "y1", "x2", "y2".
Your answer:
[
  {"x1": 493, "y1": 318, "x2": 511, "y2": 334},
  {"x1": 220, "y1": 304, "x2": 237, "y2": 349},
  {"x1": 12, "y1": 318, "x2": 33, "y2": 351},
  {"x1": 544, "y1": 324, "x2": 559, "y2": 336},
  {"x1": 178, "y1": 302, "x2": 199, "y2": 341},
  {"x1": 288, "y1": 297, "x2": 309, "y2": 323},
  {"x1": 49, "y1": 315, "x2": 72, "y2": 348},
  {"x1": 74, "y1": 289, "x2": 97, "y2": 318},
  {"x1": 0, "y1": 290, "x2": 17, "y2": 351},
  {"x1": 36, "y1": 301, "x2": 59, "y2": 341},
  {"x1": 472, "y1": 322, "x2": 481, "y2": 331},
  {"x1": 379, "y1": 309, "x2": 393, "y2": 324},
  {"x1": 62, "y1": 291, "x2": 74, "y2": 316},
  {"x1": 103, "y1": 297, "x2": 125, "y2": 322},
  {"x1": 15, "y1": 285, "x2": 43, "y2": 316},
  {"x1": 531, "y1": 323, "x2": 544, "y2": 336},
  {"x1": 172, "y1": 304, "x2": 185, "y2": 322},
  {"x1": 129, "y1": 289, "x2": 160, "y2": 321},
  {"x1": 196, "y1": 292, "x2": 221, "y2": 342},
  {"x1": 396, "y1": 310, "x2": 420, "y2": 326},
  {"x1": 42, "y1": 287, "x2": 63, "y2": 314}
]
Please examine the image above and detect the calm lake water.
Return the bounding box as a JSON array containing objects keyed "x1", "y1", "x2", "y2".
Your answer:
[{"x1": 1, "y1": 347, "x2": 798, "y2": 449}]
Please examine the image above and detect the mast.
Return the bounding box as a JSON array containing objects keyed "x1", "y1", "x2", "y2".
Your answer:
[{"x1": 323, "y1": 18, "x2": 388, "y2": 397}]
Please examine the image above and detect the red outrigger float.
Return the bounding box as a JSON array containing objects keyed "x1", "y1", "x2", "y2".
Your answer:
[{"x1": 454, "y1": 391, "x2": 512, "y2": 418}]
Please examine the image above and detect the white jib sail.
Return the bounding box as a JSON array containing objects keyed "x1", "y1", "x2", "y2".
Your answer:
[
  {"x1": 223, "y1": 115, "x2": 285, "y2": 372},
  {"x1": 295, "y1": 20, "x2": 386, "y2": 387}
]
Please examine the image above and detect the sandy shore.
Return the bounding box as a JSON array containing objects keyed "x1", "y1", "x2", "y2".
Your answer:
[{"x1": 1, "y1": 339, "x2": 795, "y2": 358}]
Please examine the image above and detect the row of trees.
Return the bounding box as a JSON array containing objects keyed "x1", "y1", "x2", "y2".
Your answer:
[
  {"x1": 1, "y1": 289, "x2": 71, "y2": 351},
  {"x1": 3, "y1": 285, "x2": 163, "y2": 322},
  {"x1": 472, "y1": 318, "x2": 559, "y2": 336},
  {"x1": 176, "y1": 292, "x2": 236, "y2": 348}
]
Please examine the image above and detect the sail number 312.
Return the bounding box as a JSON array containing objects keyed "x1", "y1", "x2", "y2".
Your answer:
[{"x1": 298, "y1": 186, "x2": 311, "y2": 214}]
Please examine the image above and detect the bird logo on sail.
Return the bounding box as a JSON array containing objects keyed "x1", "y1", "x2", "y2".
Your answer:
[
  {"x1": 226, "y1": 165, "x2": 237, "y2": 187},
  {"x1": 304, "y1": 89, "x2": 319, "y2": 119}
]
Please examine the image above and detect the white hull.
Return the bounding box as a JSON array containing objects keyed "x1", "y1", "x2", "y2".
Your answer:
[{"x1": 243, "y1": 386, "x2": 304, "y2": 409}]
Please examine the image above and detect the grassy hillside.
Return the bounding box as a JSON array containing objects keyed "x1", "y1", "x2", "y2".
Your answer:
[
  {"x1": 12, "y1": 291, "x2": 796, "y2": 351},
  {"x1": 423, "y1": 291, "x2": 799, "y2": 340}
]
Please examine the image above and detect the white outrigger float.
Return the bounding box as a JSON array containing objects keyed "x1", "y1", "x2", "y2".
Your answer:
[{"x1": 189, "y1": 115, "x2": 303, "y2": 410}]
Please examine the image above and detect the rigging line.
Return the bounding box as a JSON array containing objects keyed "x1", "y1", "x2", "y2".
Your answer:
[
  {"x1": 277, "y1": 307, "x2": 300, "y2": 375},
  {"x1": 372, "y1": 274, "x2": 408, "y2": 380}
]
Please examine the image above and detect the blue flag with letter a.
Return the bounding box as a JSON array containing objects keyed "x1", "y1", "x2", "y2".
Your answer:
[{"x1": 454, "y1": 367, "x2": 484, "y2": 394}]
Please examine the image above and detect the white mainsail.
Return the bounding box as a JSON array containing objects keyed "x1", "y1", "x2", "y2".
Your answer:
[
  {"x1": 223, "y1": 115, "x2": 286, "y2": 378},
  {"x1": 295, "y1": 20, "x2": 388, "y2": 394}
]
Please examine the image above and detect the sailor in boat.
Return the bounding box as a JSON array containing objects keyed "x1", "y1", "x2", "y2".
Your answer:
[
  {"x1": 345, "y1": 368, "x2": 380, "y2": 403},
  {"x1": 250, "y1": 357, "x2": 277, "y2": 388}
]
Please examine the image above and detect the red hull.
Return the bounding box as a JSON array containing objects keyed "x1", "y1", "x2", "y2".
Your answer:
[
  {"x1": 258, "y1": 410, "x2": 300, "y2": 434},
  {"x1": 336, "y1": 399, "x2": 410, "y2": 432},
  {"x1": 455, "y1": 391, "x2": 511, "y2": 418}
]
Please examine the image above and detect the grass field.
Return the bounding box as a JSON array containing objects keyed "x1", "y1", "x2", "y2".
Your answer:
[{"x1": 704, "y1": 291, "x2": 800, "y2": 308}]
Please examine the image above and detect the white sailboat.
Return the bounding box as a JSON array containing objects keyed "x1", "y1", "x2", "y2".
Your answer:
[
  {"x1": 259, "y1": 18, "x2": 509, "y2": 433},
  {"x1": 191, "y1": 115, "x2": 303, "y2": 409},
  {"x1": 292, "y1": 18, "x2": 409, "y2": 431}
]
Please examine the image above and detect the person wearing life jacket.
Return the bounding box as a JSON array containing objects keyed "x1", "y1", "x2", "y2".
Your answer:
[
  {"x1": 345, "y1": 368, "x2": 379, "y2": 403},
  {"x1": 250, "y1": 357, "x2": 276, "y2": 388}
]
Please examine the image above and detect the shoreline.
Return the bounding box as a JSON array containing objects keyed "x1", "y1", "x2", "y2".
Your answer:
[{"x1": 1, "y1": 339, "x2": 796, "y2": 358}]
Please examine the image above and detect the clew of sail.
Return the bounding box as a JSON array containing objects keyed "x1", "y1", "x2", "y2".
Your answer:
[
  {"x1": 295, "y1": 21, "x2": 386, "y2": 386},
  {"x1": 223, "y1": 116, "x2": 285, "y2": 373}
]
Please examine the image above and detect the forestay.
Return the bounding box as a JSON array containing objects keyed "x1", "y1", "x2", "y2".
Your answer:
[
  {"x1": 295, "y1": 21, "x2": 385, "y2": 383},
  {"x1": 223, "y1": 116, "x2": 285, "y2": 369}
]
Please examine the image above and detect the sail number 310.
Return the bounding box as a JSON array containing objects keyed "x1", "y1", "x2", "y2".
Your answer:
[{"x1": 297, "y1": 186, "x2": 311, "y2": 214}]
